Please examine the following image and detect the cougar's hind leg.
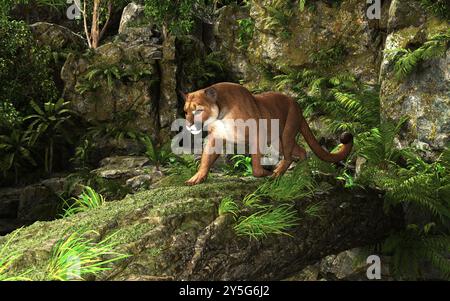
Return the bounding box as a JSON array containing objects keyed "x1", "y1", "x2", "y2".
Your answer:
[
  {"x1": 273, "y1": 136, "x2": 296, "y2": 177},
  {"x1": 273, "y1": 106, "x2": 300, "y2": 177},
  {"x1": 292, "y1": 143, "x2": 307, "y2": 161}
]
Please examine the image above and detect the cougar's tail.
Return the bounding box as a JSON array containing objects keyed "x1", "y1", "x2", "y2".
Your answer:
[{"x1": 299, "y1": 114, "x2": 353, "y2": 163}]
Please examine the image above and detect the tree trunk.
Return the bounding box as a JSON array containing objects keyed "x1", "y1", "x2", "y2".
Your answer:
[{"x1": 90, "y1": 0, "x2": 100, "y2": 49}]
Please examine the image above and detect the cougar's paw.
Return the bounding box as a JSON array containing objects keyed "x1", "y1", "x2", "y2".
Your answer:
[{"x1": 185, "y1": 173, "x2": 207, "y2": 186}]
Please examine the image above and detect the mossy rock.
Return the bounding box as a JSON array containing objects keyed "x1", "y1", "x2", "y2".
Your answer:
[
  {"x1": 0, "y1": 173, "x2": 400, "y2": 281},
  {"x1": 0, "y1": 178, "x2": 258, "y2": 280}
]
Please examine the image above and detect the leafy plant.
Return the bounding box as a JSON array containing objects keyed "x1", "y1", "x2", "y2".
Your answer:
[
  {"x1": 140, "y1": 136, "x2": 179, "y2": 171},
  {"x1": 355, "y1": 117, "x2": 408, "y2": 169},
  {"x1": 77, "y1": 63, "x2": 123, "y2": 93},
  {"x1": 310, "y1": 43, "x2": 347, "y2": 68},
  {"x1": 143, "y1": 0, "x2": 209, "y2": 36},
  {"x1": 382, "y1": 224, "x2": 450, "y2": 280},
  {"x1": 231, "y1": 162, "x2": 317, "y2": 239},
  {"x1": 261, "y1": 0, "x2": 293, "y2": 39},
  {"x1": 237, "y1": 17, "x2": 255, "y2": 49},
  {"x1": 46, "y1": 228, "x2": 130, "y2": 281},
  {"x1": 25, "y1": 98, "x2": 75, "y2": 174},
  {"x1": 356, "y1": 124, "x2": 450, "y2": 279},
  {"x1": 230, "y1": 155, "x2": 253, "y2": 176},
  {"x1": 234, "y1": 204, "x2": 299, "y2": 240},
  {"x1": 0, "y1": 19, "x2": 57, "y2": 111},
  {"x1": 274, "y1": 69, "x2": 380, "y2": 134},
  {"x1": 0, "y1": 129, "x2": 36, "y2": 184},
  {"x1": 256, "y1": 162, "x2": 316, "y2": 202},
  {"x1": 336, "y1": 170, "x2": 360, "y2": 189},
  {"x1": 383, "y1": 148, "x2": 450, "y2": 222},
  {"x1": 386, "y1": 29, "x2": 450, "y2": 80},
  {"x1": 63, "y1": 186, "x2": 105, "y2": 217},
  {"x1": 418, "y1": 0, "x2": 450, "y2": 20}
]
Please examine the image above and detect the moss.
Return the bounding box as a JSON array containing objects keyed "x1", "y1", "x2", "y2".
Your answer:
[
  {"x1": 0, "y1": 177, "x2": 260, "y2": 280},
  {"x1": 111, "y1": 222, "x2": 157, "y2": 246}
]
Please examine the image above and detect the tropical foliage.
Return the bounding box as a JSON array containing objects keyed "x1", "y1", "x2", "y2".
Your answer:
[{"x1": 386, "y1": 29, "x2": 450, "y2": 80}]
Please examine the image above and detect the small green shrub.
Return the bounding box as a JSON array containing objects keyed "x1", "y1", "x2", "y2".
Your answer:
[
  {"x1": 229, "y1": 155, "x2": 253, "y2": 177},
  {"x1": 141, "y1": 136, "x2": 180, "y2": 171},
  {"x1": 63, "y1": 186, "x2": 105, "y2": 217},
  {"x1": 0, "y1": 129, "x2": 36, "y2": 184},
  {"x1": 25, "y1": 98, "x2": 75, "y2": 174},
  {"x1": 262, "y1": 0, "x2": 293, "y2": 39}
]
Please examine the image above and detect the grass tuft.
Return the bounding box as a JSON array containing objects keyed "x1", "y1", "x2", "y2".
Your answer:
[
  {"x1": 46, "y1": 228, "x2": 130, "y2": 281},
  {"x1": 63, "y1": 186, "x2": 105, "y2": 217}
]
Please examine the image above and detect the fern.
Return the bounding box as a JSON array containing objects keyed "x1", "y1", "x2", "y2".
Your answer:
[
  {"x1": 387, "y1": 29, "x2": 450, "y2": 80},
  {"x1": 418, "y1": 0, "x2": 450, "y2": 20},
  {"x1": 261, "y1": 0, "x2": 293, "y2": 38},
  {"x1": 383, "y1": 224, "x2": 450, "y2": 280}
]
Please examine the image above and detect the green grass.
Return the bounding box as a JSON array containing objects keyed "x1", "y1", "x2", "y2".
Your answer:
[
  {"x1": 63, "y1": 186, "x2": 105, "y2": 217},
  {"x1": 304, "y1": 201, "x2": 325, "y2": 220},
  {"x1": 46, "y1": 229, "x2": 130, "y2": 281},
  {"x1": 234, "y1": 205, "x2": 300, "y2": 240},
  {"x1": 248, "y1": 162, "x2": 316, "y2": 204},
  {"x1": 0, "y1": 229, "x2": 30, "y2": 281},
  {"x1": 218, "y1": 197, "x2": 240, "y2": 217}
]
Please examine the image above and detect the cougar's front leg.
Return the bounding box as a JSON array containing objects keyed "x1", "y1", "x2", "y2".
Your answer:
[
  {"x1": 250, "y1": 130, "x2": 272, "y2": 178},
  {"x1": 186, "y1": 135, "x2": 220, "y2": 185}
]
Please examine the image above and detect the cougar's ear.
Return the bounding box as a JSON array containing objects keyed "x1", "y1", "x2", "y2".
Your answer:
[{"x1": 204, "y1": 87, "x2": 218, "y2": 102}]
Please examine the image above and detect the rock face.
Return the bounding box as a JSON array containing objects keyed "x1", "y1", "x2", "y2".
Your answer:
[
  {"x1": 286, "y1": 248, "x2": 393, "y2": 281},
  {"x1": 380, "y1": 0, "x2": 450, "y2": 153},
  {"x1": 0, "y1": 177, "x2": 401, "y2": 280},
  {"x1": 30, "y1": 22, "x2": 86, "y2": 51},
  {"x1": 118, "y1": 2, "x2": 147, "y2": 34},
  {"x1": 0, "y1": 177, "x2": 68, "y2": 235},
  {"x1": 214, "y1": 0, "x2": 382, "y2": 88},
  {"x1": 61, "y1": 40, "x2": 162, "y2": 135}
]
